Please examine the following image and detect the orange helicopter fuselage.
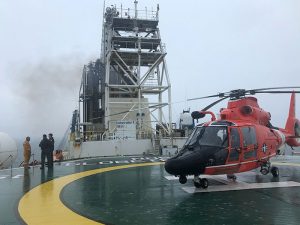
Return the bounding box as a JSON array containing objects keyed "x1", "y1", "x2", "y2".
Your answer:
[{"x1": 203, "y1": 97, "x2": 286, "y2": 175}]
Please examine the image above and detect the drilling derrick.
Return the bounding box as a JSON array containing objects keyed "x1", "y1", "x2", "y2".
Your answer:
[{"x1": 77, "y1": 1, "x2": 172, "y2": 148}]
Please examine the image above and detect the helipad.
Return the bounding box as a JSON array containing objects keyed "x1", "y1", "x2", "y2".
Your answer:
[{"x1": 1, "y1": 156, "x2": 300, "y2": 225}]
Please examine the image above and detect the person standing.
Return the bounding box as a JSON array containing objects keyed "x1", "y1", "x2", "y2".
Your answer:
[
  {"x1": 39, "y1": 134, "x2": 50, "y2": 169},
  {"x1": 23, "y1": 136, "x2": 31, "y2": 169},
  {"x1": 48, "y1": 133, "x2": 55, "y2": 168}
]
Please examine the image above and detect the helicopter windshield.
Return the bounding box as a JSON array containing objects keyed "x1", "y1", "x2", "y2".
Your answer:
[{"x1": 185, "y1": 126, "x2": 228, "y2": 147}]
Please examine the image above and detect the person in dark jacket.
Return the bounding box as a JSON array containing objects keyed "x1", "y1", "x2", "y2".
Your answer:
[
  {"x1": 39, "y1": 134, "x2": 50, "y2": 169},
  {"x1": 48, "y1": 133, "x2": 55, "y2": 168}
]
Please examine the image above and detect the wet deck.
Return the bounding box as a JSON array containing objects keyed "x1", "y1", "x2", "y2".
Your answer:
[{"x1": 1, "y1": 156, "x2": 300, "y2": 225}]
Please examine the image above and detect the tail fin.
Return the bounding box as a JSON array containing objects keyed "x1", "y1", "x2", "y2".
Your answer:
[
  {"x1": 285, "y1": 92, "x2": 296, "y2": 134},
  {"x1": 285, "y1": 92, "x2": 300, "y2": 146}
]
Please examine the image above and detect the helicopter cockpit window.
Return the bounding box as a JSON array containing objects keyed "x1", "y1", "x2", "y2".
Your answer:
[
  {"x1": 241, "y1": 127, "x2": 257, "y2": 146},
  {"x1": 184, "y1": 127, "x2": 203, "y2": 146},
  {"x1": 184, "y1": 126, "x2": 228, "y2": 148},
  {"x1": 198, "y1": 126, "x2": 228, "y2": 147}
]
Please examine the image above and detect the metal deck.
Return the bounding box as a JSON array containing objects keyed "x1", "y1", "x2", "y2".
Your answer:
[{"x1": 1, "y1": 156, "x2": 300, "y2": 225}]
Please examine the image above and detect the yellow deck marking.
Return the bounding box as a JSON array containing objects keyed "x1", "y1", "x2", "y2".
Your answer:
[{"x1": 18, "y1": 162, "x2": 163, "y2": 225}]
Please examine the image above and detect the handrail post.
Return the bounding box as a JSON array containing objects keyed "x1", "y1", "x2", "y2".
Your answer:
[
  {"x1": 32, "y1": 153, "x2": 35, "y2": 168},
  {"x1": 10, "y1": 155, "x2": 13, "y2": 177}
]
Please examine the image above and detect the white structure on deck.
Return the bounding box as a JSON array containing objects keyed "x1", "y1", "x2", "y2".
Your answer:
[{"x1": 66, "y1": 2, "x2": 178, "y2": 158}]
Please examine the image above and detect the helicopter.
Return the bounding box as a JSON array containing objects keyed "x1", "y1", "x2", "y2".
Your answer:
[{"x1": 165, "y1": 87, "x2": 300, "y2": 189}]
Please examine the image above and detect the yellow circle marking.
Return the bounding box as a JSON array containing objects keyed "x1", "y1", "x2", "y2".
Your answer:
[{"x1": 18, "y1": 162, "x2": 164, "y2": 225}]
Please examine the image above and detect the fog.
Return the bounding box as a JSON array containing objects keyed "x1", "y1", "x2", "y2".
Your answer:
[{"x1": 1, "y1": 0, "x2": 300, "y2": 142}]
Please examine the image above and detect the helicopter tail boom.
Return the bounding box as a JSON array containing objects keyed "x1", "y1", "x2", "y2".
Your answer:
[{"x1": 284, "y1": 92, "x2": 300, "y2": 146}]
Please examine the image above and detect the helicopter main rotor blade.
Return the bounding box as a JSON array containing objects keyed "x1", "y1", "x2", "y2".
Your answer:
[
  {"x1": 248, "y1": 86, "x2": 300, "y2": 94},
  {"x1": 249, "y1": 86, "x2": 300, "y2": 91},
  {"x1": 256, "y1": 90, "x2": 300, "y2": 94},
  {"x1": 187, "y1": 93, "x2": 225, "y2": 101},
  {"x1": 201, "y1": 96, "x2": 229, "y2": 111},
  {"x1": 187, "y1": 86, "x2": 300, "y2": 106}
]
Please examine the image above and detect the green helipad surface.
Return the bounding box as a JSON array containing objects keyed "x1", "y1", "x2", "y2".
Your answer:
[{"x1": 1, "y1": 156, "x2": 300, "y2": 225}]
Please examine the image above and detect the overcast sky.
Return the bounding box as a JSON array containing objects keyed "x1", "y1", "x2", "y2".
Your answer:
[{"x1": 1, "y1": 0, "x2": 300, "y2": 141}]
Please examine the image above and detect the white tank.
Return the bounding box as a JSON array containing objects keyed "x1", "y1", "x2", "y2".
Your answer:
[
  {"x1": 179, "y1": 112, "x2": 194, "y2": 129},
  {"x1": 0, "y1": 132, "x2": 18, "y2": 169}
]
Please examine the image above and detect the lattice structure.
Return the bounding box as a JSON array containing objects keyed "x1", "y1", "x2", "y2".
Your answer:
[{"x1": 78, "y1": 1, "x2": 172, "y2": 140}]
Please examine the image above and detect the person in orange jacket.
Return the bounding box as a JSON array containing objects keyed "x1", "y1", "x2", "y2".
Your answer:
[
  {"x1": 23, "y1": 136, "x2": 31, "y2": 169},
  {"x1": 54, "y1": 150, "x2": 63, "y2": 162}
]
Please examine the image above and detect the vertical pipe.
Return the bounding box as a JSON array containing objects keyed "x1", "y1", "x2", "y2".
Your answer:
[
  {"x1": 83, "y1": 67, "x2": 86, "y2": 123},
  {"x1": 104, "y1": 16, "x2": 112, "y2": 132},
  {"x1": 84, "y1": 68, "x2": 87, "y2": 139},
  {"x1": 157, "y1": 66, "x2": 162, "y2": 124},
  {"x1": 137, "y1": 38, "x2": 142, "y2": 135},
  {"x1": 138, "y1": 88, "x2": 141, "y2": 138},
  {"x1": 77, "y1": 99, "x2": 80, "y2": 137},
  {"x1": 121, "y1": 4, "x2": 123, "y2": 18},
  {"x1": 163, "y1": 59, "x2": 172, "y2": 136},
  {"x1": 101, "y1": 0, "x2": 106, "y2": 63},
  {"x1": 78, "y1": 75, "x2": 83, "y2": 135},
  {"x1": 105, "y1": 53, "x2": 111, "y2": 131},
  {"x1": 168, "y1": 86, "x2": 172, "y2": 136},
  {"x1": 145, "y1": 7, "x2": 147, "y2": 20},
  {"x1": 134, "y1": 0, "x2": 138, "y2": 19}
]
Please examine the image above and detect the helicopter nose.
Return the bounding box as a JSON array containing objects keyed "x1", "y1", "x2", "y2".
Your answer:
[{"x1": 164, "y1": 150, "x2": 206, "y2": 176}]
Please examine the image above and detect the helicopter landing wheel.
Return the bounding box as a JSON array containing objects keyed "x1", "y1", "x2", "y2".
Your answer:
[
  {"x1": 271, "y1": 166, "x2": 279, "y2": 177},
  {"x1": 193, "y1": 180, "x2": 202, "y2": 188},
  {"x1": 193, "y1": 177, "x2": 208, "y2": 189},
  {"x1": 260, "y1": 167, "x2": 269, "y2": 175},
  {"x1": 260, "y1": 161, "x2": 270, "y2": 175},
  {"x1": 200, "y1": 178, "x2": 209, "y2": 189},
  {"x1": 193, "y1": 176, "x2": 201, "y2": 188},
  {"x1": 179, "y1": 175, "x2": 187, "y2": 184}
]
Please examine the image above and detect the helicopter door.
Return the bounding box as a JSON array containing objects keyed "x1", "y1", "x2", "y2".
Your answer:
[
  {"x1": 228, "y1": 127, "x2": 241, "y2": 162},
  {"x1": 241, "y1": 126, "x2": 258, "y2": 160}
]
